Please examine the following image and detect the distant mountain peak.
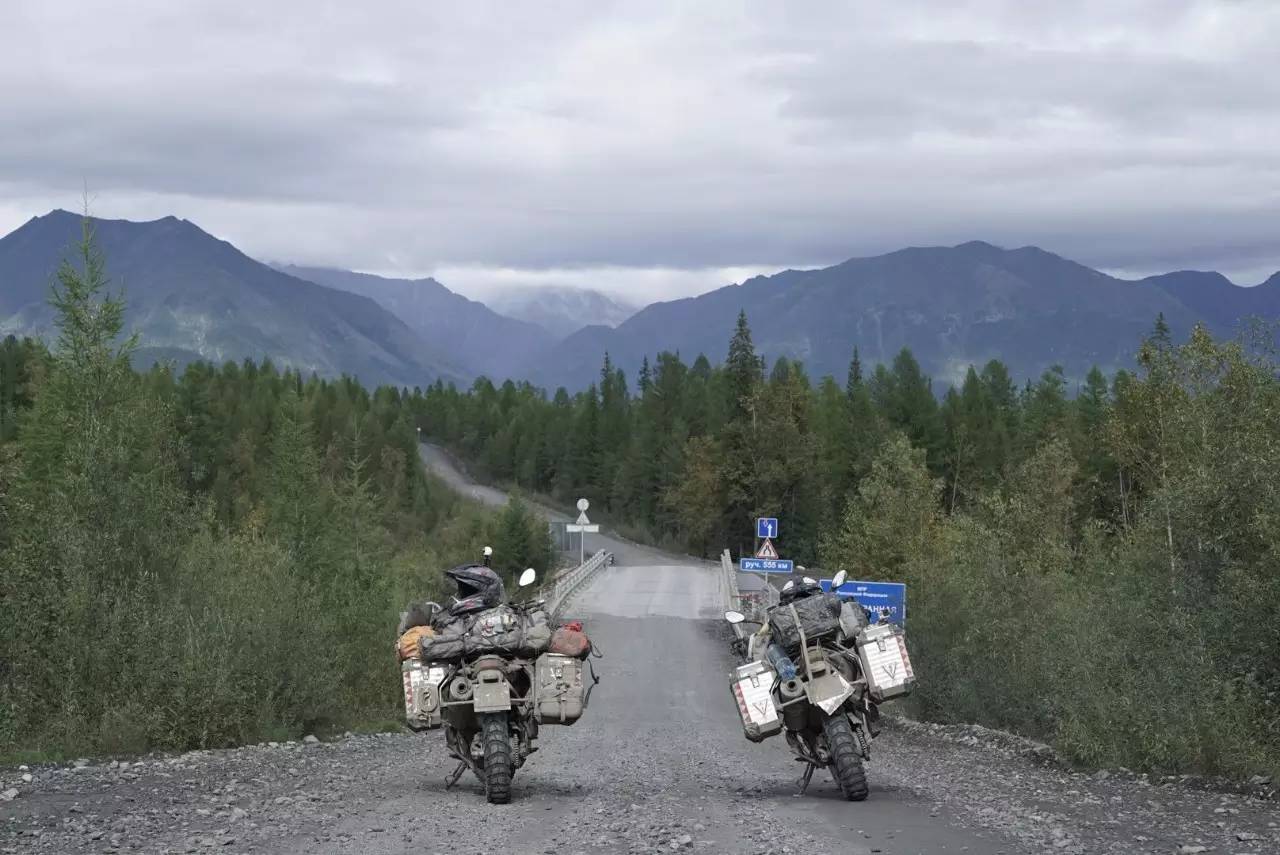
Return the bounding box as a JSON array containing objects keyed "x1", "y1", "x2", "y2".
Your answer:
[
  {"x1": 487, "y1": 285, "x2": 638, "y2": 339},
  {"x1": 955, "y1": 239, "x2": 1003, "y2": 252},
  {"x1": 40, "y1": 208, "x2": 185, "y2": 227},
  {"x1": 1144, "y1": 269, "x2": 1236, "y2": 287},
  {"x1": 1, "y1": 212, "x2": 463, "y2": 387}
]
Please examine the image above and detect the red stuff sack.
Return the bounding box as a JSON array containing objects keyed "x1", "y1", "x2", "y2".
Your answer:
[
  {"x1": 548, "y1": 626, "x2": 592, "y2": 659},
  {"x1": 561, "y1": 620, "x2": 584, "y2": 633}
]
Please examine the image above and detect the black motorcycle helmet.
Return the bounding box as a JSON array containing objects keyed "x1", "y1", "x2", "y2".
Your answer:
[
  {"x1": 445, "y1": 563, "x2": 506, "y2": 616},
  {"x1": 778, "y1": 572, "x2": 822, "y2": 605}
]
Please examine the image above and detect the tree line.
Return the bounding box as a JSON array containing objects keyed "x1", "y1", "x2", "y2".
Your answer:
[
  {"x1": 0, "y1": 222, "x2": 552, "y2": 759},
  {"x1": 417, "y1": 311, "x2": 1280, "y2": 780}
]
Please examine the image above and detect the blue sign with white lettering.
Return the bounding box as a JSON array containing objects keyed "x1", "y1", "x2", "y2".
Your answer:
[
  {"x1": 740, "y1": 557, "x2": 794, "y2": 574},
  {"x1": 756, "y1": 517, "x2": 778, "y2": 539},
  {"x1": 820, "y1": 579, "x2": 907, "y2": 626}
]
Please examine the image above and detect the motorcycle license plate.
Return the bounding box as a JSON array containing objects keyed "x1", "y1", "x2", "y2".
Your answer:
[{"x1": 473, "y1": 678, "x2": 511, "y2": 713}]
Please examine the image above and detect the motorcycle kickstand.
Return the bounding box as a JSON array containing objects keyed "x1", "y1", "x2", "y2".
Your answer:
[
  {"x1": 796, "y1": 762, "x2": 817, "y2": 796},
  {"x1": 444, "y1": 760, "x2": 468, "y2": 790}
]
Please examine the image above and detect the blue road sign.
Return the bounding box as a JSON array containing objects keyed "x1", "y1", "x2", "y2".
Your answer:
[
  {"x1": 756, "y1": 517, "x2": 779, "y2": 539},
  {"x1": 740, "y1": 557, "x2": 794, "y2": 574},
  {"x1": 820, "y1": 579, "x2": 907, "y2": 626}
]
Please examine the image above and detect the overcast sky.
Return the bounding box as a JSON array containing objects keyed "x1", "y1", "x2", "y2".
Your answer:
[{"x1": 2, "y1": 1, "x2": 1278, "y2": 302}]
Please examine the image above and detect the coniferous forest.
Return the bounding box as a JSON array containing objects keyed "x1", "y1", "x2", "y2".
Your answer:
[
  {"x1": 0, "y1": 224, "x2": 553, "y2": 759},
  {"x1": 415, "y1": 311, "x2": 1280, "y2": 778},
  {"x1": 2, "y1": 223, "x2": 1278, "y2": 780}
]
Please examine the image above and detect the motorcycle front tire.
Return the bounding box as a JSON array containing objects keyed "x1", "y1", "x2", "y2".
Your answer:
[
  {"x1": 480, "y1": 712, "x2": 513, "y2": 804},
  {"x1": 822, "y1": 713, "x2": 869, "y2": 801}
]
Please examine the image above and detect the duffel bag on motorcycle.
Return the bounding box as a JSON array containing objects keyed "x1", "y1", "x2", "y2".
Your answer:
[
  {"x1": 461, "y1": 604, "x2": 554, "y2": 658},
  {"x1": 548, "y1": 625, "x2": 592, "y2": 659},
  {"x1": 397, "y1": 625, "x2": 435, "y2": 661},
  {"x1": 419, "y1": 619, "x2": 468, "y2": 661},
  {"x1": 523, "y1": 607, "x2": 553, "y2": 655},
  {"x1": 462, "y1": 604, "x2": 523, "y2": 656},
  {"x1": 768, "y1": 594, "x2": 843, "y2": 655}
]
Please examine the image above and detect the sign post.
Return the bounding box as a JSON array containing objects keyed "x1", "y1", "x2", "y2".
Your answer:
[
  {"x1": 740, "y1": 518, "x2": 788, "y2": 607},
  {"x1": 565, "y1": 498, "x2": 600, "y2": 567}
]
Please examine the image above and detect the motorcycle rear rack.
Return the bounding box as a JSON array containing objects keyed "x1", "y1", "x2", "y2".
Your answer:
[{"x1": 438, "y1": 694, "x2": 534, "y2": 709}]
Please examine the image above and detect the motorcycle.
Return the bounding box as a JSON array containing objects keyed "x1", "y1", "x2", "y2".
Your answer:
[
  {"x1": 401, "y1": 566, "x2": 595, "y2": 804},
  {"x1": 724, "y1": 570, "x2": 915, "y2": 801}
]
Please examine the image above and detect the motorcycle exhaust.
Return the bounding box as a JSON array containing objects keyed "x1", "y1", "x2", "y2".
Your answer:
[
  {"x1": 778, "y1": 679, "x2": 808, "y2": 732},
  {"x1": 449, "y1": 675, "x2": 474, "y2": 701}
]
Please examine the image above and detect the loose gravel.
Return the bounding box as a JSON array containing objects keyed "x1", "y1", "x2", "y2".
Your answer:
[{"x1": 5, "y1": 449, "x2": 1276, "y2": 854}]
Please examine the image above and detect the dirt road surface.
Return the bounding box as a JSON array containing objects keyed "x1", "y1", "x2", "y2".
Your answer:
[{"x1": 2, "y1": 445, "x2": 1275, "y2": 854}]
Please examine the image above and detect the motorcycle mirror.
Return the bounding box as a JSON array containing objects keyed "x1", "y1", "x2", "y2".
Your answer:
[
  {"x1": 518, "y1": 568, "x2": 537, "y2": 587},
  {"x1": 831, "y1": 569, "x2": 848, "y2": 589},
  {"x1": 483, "y1": 546, "x2": 493, "y2": 557},
  {"x1": 724, "y1": 610, "x2": 746, "y2": 624}
]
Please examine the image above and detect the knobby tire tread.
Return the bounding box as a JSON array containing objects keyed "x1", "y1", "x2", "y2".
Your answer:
[
  {"x1": 481, "y1": 712, "x2": 513, "y2": 804},
  {"x1": 823, "y1": 713, "x2": 869, "y2": 801}
]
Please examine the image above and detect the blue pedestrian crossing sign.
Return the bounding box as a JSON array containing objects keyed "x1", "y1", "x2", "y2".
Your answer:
[
  {"x1": 819, "y1": 578, "x2": 907, "y2": 626},
  {"x1": 756, "y1": 517, "x2": 778, "y2": 539}
]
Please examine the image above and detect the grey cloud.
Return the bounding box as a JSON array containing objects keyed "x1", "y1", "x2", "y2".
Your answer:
[{"x1": 1, "y1": 0, "x2": 1278, "y2": 294}]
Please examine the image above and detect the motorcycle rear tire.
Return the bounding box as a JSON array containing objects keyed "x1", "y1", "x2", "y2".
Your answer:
[
  {"x1": 480, "y1": 712, "x2": 513, "y2": 804},
  {"x1": 822, "y1": 714, "x2": 869, "y2": 801}
]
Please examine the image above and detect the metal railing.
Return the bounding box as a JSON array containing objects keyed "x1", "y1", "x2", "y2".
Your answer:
[
  {"x1": 545, "y1": 549, "x2": 611, "y2": 619},
  {"x1": 719, "y1": 549, "x2": 737, "y2": 608},
  {"x1": 718, "y1": 549, "x2": 746, "y2": 640},
  {"x1": 719, "y1": 548, "x2": 781, "y2": 641}
]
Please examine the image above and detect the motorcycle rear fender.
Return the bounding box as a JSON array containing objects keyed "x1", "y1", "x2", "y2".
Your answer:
[
  {"x1": 472, "y1": 667, "x2": 511, "y2": 713},
  {"x1": 806, "y1": 672, "x2": 854, "y2": 716}
]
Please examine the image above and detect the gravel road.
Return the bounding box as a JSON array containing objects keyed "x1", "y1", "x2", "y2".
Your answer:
[{"x1": 3, "y1": 445, "x2": 1276, "y2": 854}]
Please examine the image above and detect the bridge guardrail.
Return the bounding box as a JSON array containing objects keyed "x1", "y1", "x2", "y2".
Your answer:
[
  {"x1": 546, "y1": 549, "x2": 610, "y2": 620},
  {"x1": 719, "y1": 549, "x2": 746, "y2": 641},
  {"x1": 720, "y1": 548, "x2": 781, "y2": 641}
]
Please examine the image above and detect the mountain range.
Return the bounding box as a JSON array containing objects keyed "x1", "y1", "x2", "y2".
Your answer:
[
  {"x1": 0, "y1": 211, "x2": 464, "y2": 387},
  {"x1": 2, "y1": 211, "x2": 1278, "y2": 393},
  {"x1": 529, "y1": 241, "x2": 1280, "y2": 390}
]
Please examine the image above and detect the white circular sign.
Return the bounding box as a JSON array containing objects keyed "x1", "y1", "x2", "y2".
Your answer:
[{"x1": 577, "y1": 498, "x2": 590, "y2": 511}]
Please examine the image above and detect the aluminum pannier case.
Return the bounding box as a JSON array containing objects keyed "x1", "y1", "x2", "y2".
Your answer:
[
  {"x1": 855, "y1": 623, "x2": 916, "y2": 702},
  {"x1": 401, "y1": 660, "x2": 447, "y2": 730},
  {"x1": 535, "y1": 653, "x2": 586, "y2": 725},
  {"x1": 730, "y1": 660, "x2": 782, "y2": 742}
]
